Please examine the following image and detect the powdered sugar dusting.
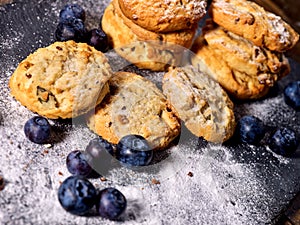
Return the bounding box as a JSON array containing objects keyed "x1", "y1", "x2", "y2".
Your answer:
[
  {"x1": 0, "y1": 1, "x2": 300, "y2": 225},
  {"x1": 267, "y1": 13, "x2": 291, "y2": 44},
  {"x1": 162, "y1": 0, "x2": 207, "y2": 20}
]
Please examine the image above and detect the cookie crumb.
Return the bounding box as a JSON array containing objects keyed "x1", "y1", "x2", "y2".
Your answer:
[
  {"x1": 187, "y1": 172, "x2": 194, "y2": 177},
  {"x1": 43, "y1": 149, "x2": 49, "y2": 154},
  {"x1": 151, "y1": 178, "x2": 160, "y2": 185},
  {"x1": 0, "y1": 176, "x2": 5, "y2": 191},
  {"x1": 58, "y1": 171, "x2": 63, "y2": 176},
  {"x1": 100, "y1": 177, "x2": 107, "y2": 182}
]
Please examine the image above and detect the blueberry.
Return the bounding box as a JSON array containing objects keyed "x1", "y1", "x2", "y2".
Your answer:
[
  {"x1": 59, "y1": 4, "x2": 86, "y2": 23},
  {"x1": 86, "y1": 137, "x2": 114, "y2": 156},
  {"x1": 58, "y1": 176, "x2": 97, "y2": 215},
  {"x1": 55, "y1": 17, "x2": 86, "y2": 42},
  {"x1": 284, "y1": 81, "x2": 300, "y2": 111},
  {"x1": 66, "y1": 150, "x2": 92, "y2": 177},
  {"x1": 268, "y1": 127, "x2": 299, "y2": 156},
  {"x1": 85, "y1": 28, "x2": 109, "y2": 52},
  {"x1": 116, "y1": 135, "x2": 153, "y2": 167},
  {"x1": 84, "y1": 137, "x2": 115, "y2": 175},
  {"x1": 24, "y1": 116, "x2": 51, "y2": 144},
  {"x1": 236, "y1": 115, "x2": 266, "y2": 145},
  {"x1": 97, "y1": 187, "x2": 127, "y2": 220}
]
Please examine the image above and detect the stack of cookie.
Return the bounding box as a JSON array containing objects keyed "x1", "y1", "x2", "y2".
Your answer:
[
  {"x1": 191, "y1": 0, "x2": 299, "y2": 99},
  {"x1": 102, "y1": 0, "x2": 207, "y2": 71}
]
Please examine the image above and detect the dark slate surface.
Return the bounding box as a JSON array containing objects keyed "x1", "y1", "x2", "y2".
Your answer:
[{"x1": 0, "y1": 1, "x2": 300, "y2": 224}]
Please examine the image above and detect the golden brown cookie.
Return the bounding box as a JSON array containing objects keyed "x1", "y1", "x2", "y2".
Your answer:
[
  {"x1": 86, "y1": 71, "x2": 181, "y2": 150},
  {"x1": 162, "y1": 66, "x2": 236, "y2": 143},
  {"x1": 102, "y1": 2, "x2": 194, "y2": 71},
  {"x1": 191, "y1": 20, "x2": 290, "y2": 99},
  {"x1": 118, "y1": 0, "x2": 207, "y2": 33},
  {"x1": 210, "y1": 0, "x2": 299, "y2": 52},
  {"x1": 9, "y1": 40, "x2": 112, "y2": 119},
  {"x1": 113, "y1": 0, "x2": 197, "y2": 48}
]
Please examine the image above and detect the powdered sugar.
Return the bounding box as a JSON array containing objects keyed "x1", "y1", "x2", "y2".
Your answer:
[
  {"x1": 162, "y1": 0, "x2": 207, "y2": 20},
  {"x1": 0, "y1": 1, "x2": 300, "y2": 225},
  {"x1": 267, "y1": 13, "x2": 292, "y2": 44}
]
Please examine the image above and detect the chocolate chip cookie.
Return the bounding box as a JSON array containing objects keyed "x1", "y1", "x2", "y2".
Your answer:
[
  {"x1": 210, "y1": 0, "x2": 299, "y2": 52},
  {"x1": 86, "y1": 71, "x2": 181, "y2": 150},
  {"x1": 162, "y1": 66, "x2": 236, "y2": 143},
  {"x1": 9, "y1": 40, "x2": 112, "y2": 119}
]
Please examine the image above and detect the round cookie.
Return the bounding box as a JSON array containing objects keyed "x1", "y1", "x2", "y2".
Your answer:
[
  {"x1": 191, "y1": 20, "x2": 290, "y2": 99},
  {"x1": 9, "y1": 40, "x2": 112, "y2": 119},
  {"x1": 86, "y1": 71, "x2": 181, "y2": 150},
  {"x1": 118, "y1": 0, "x2": 207, "y2": 33},
  {"x1": 162, "y1": 65, "x2": 236, "y2": 143},
  {"x1": 102, "y1": 2, "x2": 191, "y2": 71},
  {"x1": 210, "y1": 0, "x2": 299, "y2": 52},
  {"x1": 113, "y1": 0, "x2": 197, "y2": 48}
]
